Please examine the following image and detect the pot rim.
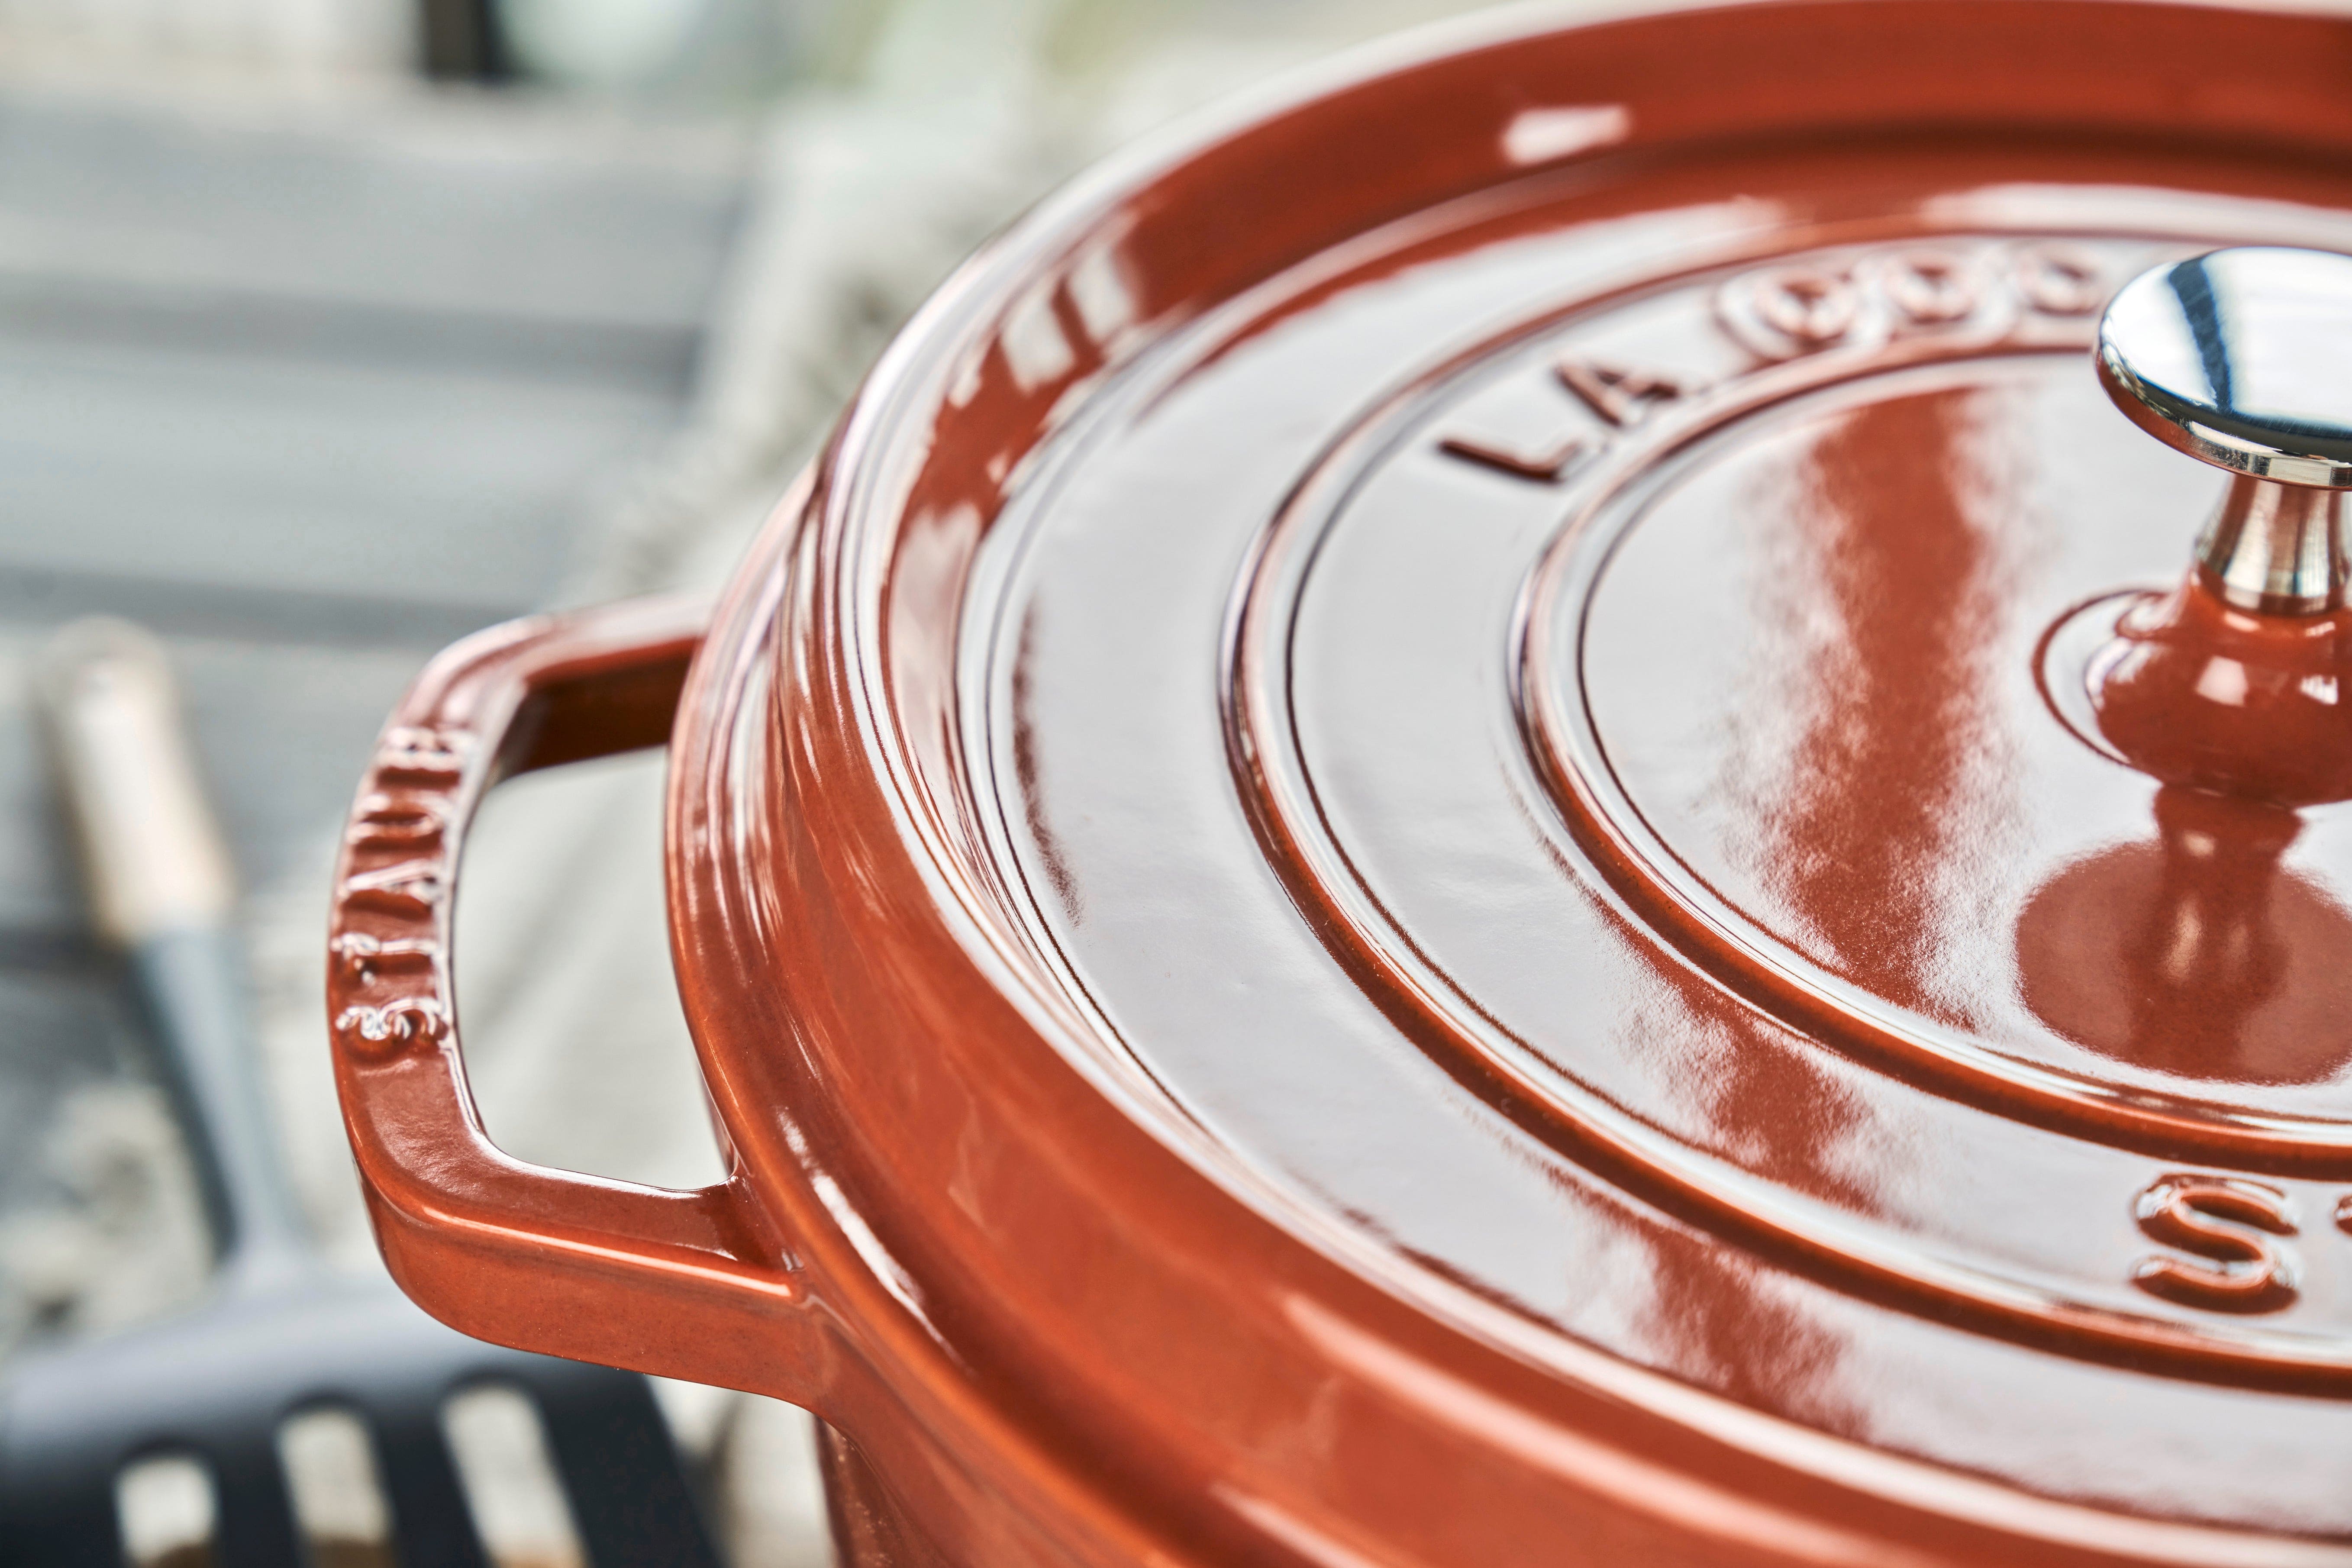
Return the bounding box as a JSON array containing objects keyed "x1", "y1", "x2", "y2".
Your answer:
[{"x1": 670, "y1": 4, "x2": 2352, "y2": 1558}]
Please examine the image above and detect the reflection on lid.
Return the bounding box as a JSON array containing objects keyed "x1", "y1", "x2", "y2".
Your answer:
[
  {"x1": 1743, "y1": 386, "x2": 2017, "y2": 1028},
  {"x1": 2016, "y1": 786, "x2": 2352, "y2": 1086}
]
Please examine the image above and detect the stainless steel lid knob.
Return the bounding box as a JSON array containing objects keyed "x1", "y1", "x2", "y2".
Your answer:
[{"x1": 2098, "y1": 246, "x2": 2352, "y2": 615}]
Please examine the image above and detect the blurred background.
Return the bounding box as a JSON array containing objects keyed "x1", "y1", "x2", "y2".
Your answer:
[{"x1": 0, "y1": 0, "x2": 1529, "y2": 1562}]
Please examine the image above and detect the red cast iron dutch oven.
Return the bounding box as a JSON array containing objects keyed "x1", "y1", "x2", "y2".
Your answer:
[{"x1": 329, "y1": 3, "x2": 2352, "y2": 1561}]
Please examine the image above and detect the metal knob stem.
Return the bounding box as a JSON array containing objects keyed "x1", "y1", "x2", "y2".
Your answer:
[{"x1": 2097, "y1": 246, "x2": 2352, "y2": 615}]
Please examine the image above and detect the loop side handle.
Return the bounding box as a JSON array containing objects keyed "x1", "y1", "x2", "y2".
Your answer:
[{"x1": 328, "y1": 595, "x2": 809, "y2": 1395}]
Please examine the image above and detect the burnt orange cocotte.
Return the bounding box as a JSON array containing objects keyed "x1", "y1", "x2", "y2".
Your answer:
[{"x1": 329, "y1": 4, "x2": 2352, "y2": 1562}]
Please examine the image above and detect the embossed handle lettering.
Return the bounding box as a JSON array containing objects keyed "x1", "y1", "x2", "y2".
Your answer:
[
  {"x1": 2131, "y1": 1174, "x2": 2299, "y2": 1315},
  {"x1": 326, "y1": 593, "x2": 810, "y2": 1396},
  {"x1": 348, "y1": 793, "x2": 447, "y2": 849},
  {"x1": 335, "y1": 997, "x2": 448, "y2": 1057},
  {"x1": 341, "y1": 858, "x2": 445, "y2": 917}
]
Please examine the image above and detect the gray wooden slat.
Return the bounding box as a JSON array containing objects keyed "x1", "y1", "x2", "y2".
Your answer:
[
  {"x1": 0, "y1": 335, "x2": 682, "y2": 609},
  {"x1": 0, "y1": 269, "x2": 704, "y2": 394},
  {"x1": 0, "y1": 566, "x2": 520, "y2": 650},
  {"x1": 0, "y1": 88, "x2": 748, "y2": 335}
]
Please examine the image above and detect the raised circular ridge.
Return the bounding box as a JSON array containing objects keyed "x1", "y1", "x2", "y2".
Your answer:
[{"x1": 1225, "y1": 227, "x2": 2352, "y2": 1384}]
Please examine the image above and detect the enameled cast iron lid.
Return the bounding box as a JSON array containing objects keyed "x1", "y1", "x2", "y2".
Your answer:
[{"x1": 737, "y1": 0, "x2": 2352, "y2": 1548}]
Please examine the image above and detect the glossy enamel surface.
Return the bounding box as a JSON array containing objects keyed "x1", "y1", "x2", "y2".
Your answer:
[{"x1": 334, "y1": 2, "x2": 2352, "y2": 1562}]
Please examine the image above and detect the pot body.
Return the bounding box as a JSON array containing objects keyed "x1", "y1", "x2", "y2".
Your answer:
[{"x1": 332, "y1": 3, "x2": 2352, "y2": 1564}]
